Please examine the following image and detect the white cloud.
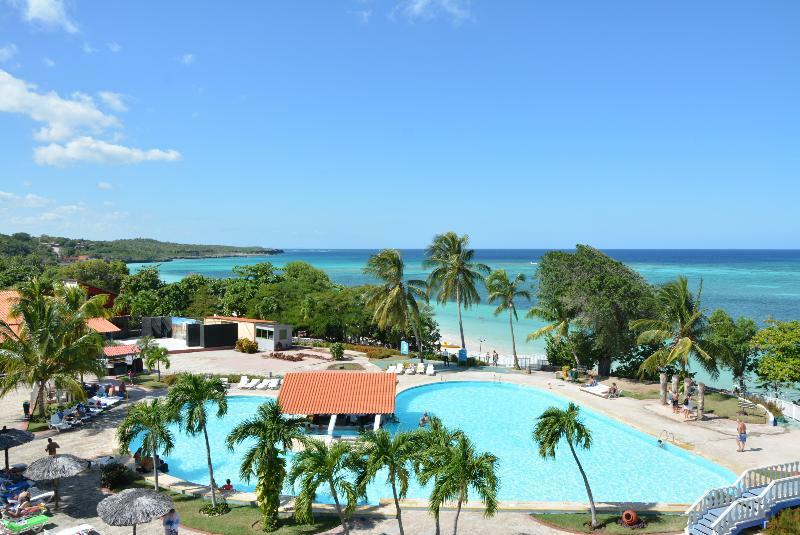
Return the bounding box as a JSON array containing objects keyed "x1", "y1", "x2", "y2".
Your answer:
[
  {"x1": 0, "y1": 44, "x2": 18, "y2": 63},
  {"x1": 0, "y1": 190, "x2": 52, "y2": 208},
  {"x1": 34, "y1": 136, "x2": 182, "y2": 166},
  {"x1": 107, "y1": 42, "x2": 121, "y2": 53},
  {"x1": 42, "y1": 57, "x2": 55, "y2": 67},
  {"x1": 82, "y1": 42, "x2": 96, "y2": 54},
  {"x1": 180, "y1": 53, "x2": 195, "y2": 65},
  {"x1": 392, "y1": 0, "x2": 471, "y2": 24},
  {"x1": 15, "y1": 0, "x2": 78, "y2": 33},
  {"x1": 97, "y1": 181, "x2": 112, "y2": 190},
  {"x1": 97, "y1": 91, "x2": 127, "y2": 112},
  {"x1": 0, "y1": 69, "x2": 181, "y2": 166}
]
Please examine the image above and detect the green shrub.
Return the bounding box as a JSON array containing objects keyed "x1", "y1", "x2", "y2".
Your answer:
[
  {"x1": 100, "y1": 462, "x2": 142, "y2": 490},
  {"x1": 766, "y1": 507, "x2": 800, "y2": 534},
  {"x1": 199, "y1": 501, "x2": 231, "y2": 516},
  {"x1": 329, "y1": 342, "x2": 345, "y2": 361},
  {"x1": 162, "y1": 374, "x2": 179, "y2": 387},
  {"x1": 235, "y1": 338, "x2": 259, "y2": 353}
]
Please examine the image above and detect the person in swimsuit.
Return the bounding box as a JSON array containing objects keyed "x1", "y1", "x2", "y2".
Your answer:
[
  {"x1": 45, "y1": 438, "x2": 59, "y2": 456},
  {"x1": 736, "y1": 419, "x2": 748, "y2": 452}
]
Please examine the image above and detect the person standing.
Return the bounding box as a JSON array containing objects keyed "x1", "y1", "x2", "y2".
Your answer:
[
  {"x1": 736, "y1": 419, "x2": 748, "y2": 452},
  {"x1": 45, "y1": 438, "x2": 59, "y2": 456},
  {"x1": 492, "y1": 350, "x2": 499, "y2": 366},
  {"x1": 162, "y1": 508, "x2": 180, "y2": 535}
]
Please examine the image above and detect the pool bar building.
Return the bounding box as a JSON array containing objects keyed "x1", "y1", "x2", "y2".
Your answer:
[{"x1": 204, "y1": 315, "x2": 293, "y2": 351}]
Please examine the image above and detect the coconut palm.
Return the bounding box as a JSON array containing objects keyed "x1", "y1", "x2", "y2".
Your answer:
[
  {"x1": 414, "y1": 416, "x2": 463, "y2": 535},
  {"x1": 289, "y1": 439, "x2": 359, "y2": 535},
  {"x1": 116, "y1": 398, "x2": 177, "y2": 491},
  {"x1": 363, "y1": 249, "x2": 428, "y2": 360},
  {"x1": 225, "y1": 399, "x2": 306, "y2": 532},
  {"x1": 630, "y1": 276, "x2": 719, "y2": 377},
  {"x1": 486, "y1": 270, "x2": 531, "y2": 369},
  {"x1": 355, "y1": 429, "x2": 418, "y2": 535},
  {"x1": 429, "y1": 433, "x2": 498, "y2": 535},
  {"x1": 424, "y1": 232, "x2": 489, "y2": 351},
  {"x1": 533, "y1": 403, "x2": 597, "y2": 528},
  {"x1": 0, "y1": 291, "x2": 104, "y2": 417},
  {"x1": 142, "y1": 346, "x2": 170, "y2": 381},
  {"x1": 167, "y1": 373, "x2": 227, "y2": 506},
  {"x1": 526, "y1": 301, "x2": 580, "y2": 368}
]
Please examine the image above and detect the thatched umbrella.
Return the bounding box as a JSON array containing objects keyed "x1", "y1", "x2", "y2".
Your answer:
[
  {"x1": 23, "y1": 454, "x2": 89, "y2": 510},
  {"x1": 0, "y1": 426, "x2": 34, "y2": 470},
  {"x1": 97, "y1": 488, "x2": 174, "y2": 535}
]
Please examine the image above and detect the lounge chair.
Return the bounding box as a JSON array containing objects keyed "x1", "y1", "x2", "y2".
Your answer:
[
  {"x1": 416, "y1": 363, "x2": 426, "y2": 374},
  {"x1": 266, "y1": 378, "x2": 280, "y2": 389},
  {"x1": 237, "y1": 376, "x2": 249, "y2": 388},
  {"x1": 254, "y1": 379, "x2": 270, "y2": 390},
  {"x1": 220, "y1": 378, "x2": 230, "y2": 389},
  {"x1": 426, "y1": 364, "x2": 436, "y2": 376},
  {"x1": 48, "y1": 414, "x2": 72, "y2": 432},
  {"x1": 29, "y1": 491, "x2": 53, "y2": 509},
  {"x1": 52, "y1": 524, "x2": 99, "y2": 535},
  {"x1": 1, "y1": 514, "x2": 49, "y2": 534},
  {"x1": 243, "y1": 378, "x2": 260, "y2": 389},
  {"x1": 405, "y1": 365, "x2": 416, "y2": 375},
  {"x1": 385, "y1": 365, "x2": 396, "y2": 374},
  {"x1": 580, "y1": 384, "x2": 610, "y2": 397}
]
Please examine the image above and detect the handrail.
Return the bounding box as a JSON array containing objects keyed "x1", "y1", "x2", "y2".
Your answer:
[
  {"x1": 685, "y1": 461, "x2": 800, "y2": 524},
  {"x1": 709, "y1": 475, "x2": 800, "y2": 535}
]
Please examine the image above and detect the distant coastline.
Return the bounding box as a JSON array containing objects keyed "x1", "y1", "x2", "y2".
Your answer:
[{"x1": 132, "y1": 250, "x2": 283, "y2": 264}]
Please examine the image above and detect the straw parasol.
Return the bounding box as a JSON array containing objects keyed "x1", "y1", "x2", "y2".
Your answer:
[
  {"x1": 23, "y1": 454, "x2": 90, "y2": 510},
  {"x1": 0, "y1": 426, "x2": 34, "y2": 471},
  {"x1": 97, "y1": 488, "x2": 174, "y2": 535}
]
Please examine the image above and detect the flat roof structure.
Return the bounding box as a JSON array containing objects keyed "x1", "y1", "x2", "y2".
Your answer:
[{"x1": 278, "y1": 371, "x2": 396, "y2": 415}]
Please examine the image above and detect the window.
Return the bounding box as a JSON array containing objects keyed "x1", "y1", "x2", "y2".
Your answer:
[{"x1": 256, "y1": 327, "x2": 274, "y2": 340}]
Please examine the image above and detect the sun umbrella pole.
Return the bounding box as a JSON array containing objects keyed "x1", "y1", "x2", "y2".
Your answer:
[
  {"x1": 4, "y1": 448, "x2": 8, "y2": 471},
  {"x1": 132, "y1": 524, "x2": 136, "y2": 535},
  {"x1": 54, "y1": 478, "x2": 60, "y2": 510}
]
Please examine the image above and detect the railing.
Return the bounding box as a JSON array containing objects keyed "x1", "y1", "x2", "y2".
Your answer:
[
  {"x1": 709, "y1": 475, "x2": 800, "y2": 535},
  {"x1": 685, "y1": 462, "x2": 800, "y2": 524},
  {"x1": 764, "y1": 396, "x2": 800, "y2": 422}
]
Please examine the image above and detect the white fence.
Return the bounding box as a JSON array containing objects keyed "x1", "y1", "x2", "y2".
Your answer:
[{"x1": 764, "y1": 396, "x2": 800, "y2": 422}]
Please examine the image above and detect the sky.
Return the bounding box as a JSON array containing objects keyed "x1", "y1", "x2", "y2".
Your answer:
[{"x1": 1, "y1": 0, "x2": 799, "y2": 249}]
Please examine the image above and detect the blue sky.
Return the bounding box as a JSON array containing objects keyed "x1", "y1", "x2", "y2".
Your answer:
[{"x1": 1, "y1": 1, "x2": 798, "y2": 248}]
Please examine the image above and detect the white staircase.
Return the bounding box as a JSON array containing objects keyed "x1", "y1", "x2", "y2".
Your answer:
[{"x1": 685, "y1": 461, "x2": 800, "y2": 535}]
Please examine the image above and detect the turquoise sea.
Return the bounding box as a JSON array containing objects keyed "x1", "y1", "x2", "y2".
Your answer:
[{"x1": 130, "y1": 249, "x2": 800, "y2": 389}]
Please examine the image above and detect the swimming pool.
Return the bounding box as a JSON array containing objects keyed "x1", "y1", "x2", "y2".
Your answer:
[{"x1": 150, "y1": 382, "x2": 735, "y2": 504}]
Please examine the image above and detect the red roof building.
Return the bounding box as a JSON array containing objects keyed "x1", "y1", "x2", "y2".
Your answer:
[
  {"x1": 278, "y1": 371, "x2": 397, "y2": 416},
  {"x1": 103, "y1": 344, "x2": 139, "y2": 357}
]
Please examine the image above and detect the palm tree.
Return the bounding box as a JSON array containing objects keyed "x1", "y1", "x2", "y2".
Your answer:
[
  {"x1": 630, "y1": 276, "x2": 719, "y2": 377},
  {"x1": 533, "y1": 403, "x2": 597, "y2": 528},
  {"x1": 117, "y1": 398, "x2": 177, "y2": 491},
  {"x1": 363, "y1": 249, "x2": 428, "y2": 360},
  {"x1": 0, "y1": 291, "x2": 104, "y2": 417},
  {"x1": 526, "y1": 301, "x2": 580, "y2": 368},
  {"x1": 424, "y1": 232, "x2": 489, "y2": 351},
  {"x1": 429, "y1": 434, "x2": 498, "y2": 535},
  {"x1": 355, "y1": 429, "x2": 417, "y2": 535},
  {"x1": 225, "y1": 399, "x2": 306, "y2": 532},
  {"x1": 486, "y1": 270, "x2": 531, "y2": 369},
  {"x1": 142, "y1": 346, "x2": 170, "y2": 381},
  {"x1": 289, "y1": 439, "x2": 359, "y2": 535},
  {"x1": 167, "y1": 373, "x2": 228, "y2": 506},
  {"x1": 414, "y1": 416, "x2": 463, "y2": 535}
]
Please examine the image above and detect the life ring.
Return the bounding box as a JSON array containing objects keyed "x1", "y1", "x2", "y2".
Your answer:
[{"x1": 622, "y1": 510, "x2": 638, "y2": 526}]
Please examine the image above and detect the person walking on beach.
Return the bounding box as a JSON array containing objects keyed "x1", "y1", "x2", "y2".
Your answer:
[
  {"x1": 45, "y1": 438, "x2": 59, "y2": 456},
  {"x1": 736, "y1": 419, "x2": 748, "y2": 452}
]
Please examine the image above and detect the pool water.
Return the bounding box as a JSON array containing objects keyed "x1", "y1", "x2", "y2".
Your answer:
[{"x1": 150, "y1": 383, "x2": 735, "y2": 504}]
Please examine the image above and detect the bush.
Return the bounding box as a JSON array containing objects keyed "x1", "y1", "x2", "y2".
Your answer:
[
  {"x1": 744, "y1": 394, "x2": 784, "y2": 419},
  {"x1": 766, "y1": 507, "x2": 800, "y2": 534},
  {"x1": 329, "y1": 342, "x2": 345, "y2": 361},
  {"x1": 235, "y1": 338, "x2": 259, "y2": 354},
  {"x1": 100, "y1": 462, "x2": 142, "y2": 490},
  {"x1": 310, "y1": 341, "x2": 402, "y2": 359},
  {"x1": 269, "y1": 352, "x2": 303, "y2": 362},
  {"x1": 162, "y1": 374, "x2": 179, "y2": 387},
  {"x1": 199, "y1": 501, "x2": 231, "y2": 516}
]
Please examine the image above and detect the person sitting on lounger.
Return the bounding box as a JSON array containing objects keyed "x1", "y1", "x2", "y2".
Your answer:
[
  {"x1": 4, "y1": 497, "x2": 33, "y2": 518},
  {"x1": 605, "y1": 383, "x2": 618, "y2": 398},
  {"x1": 221, "y1": 479, "x2": 234, "y2": 492},
  {"x1": 5, "y1": 489, "x2": 31, "y2": 507},
  {"x1": 584, "y1": 375, "x2": 598, "y2": 387}
]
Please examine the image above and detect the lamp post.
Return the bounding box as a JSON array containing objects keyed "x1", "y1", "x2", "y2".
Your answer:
[{"x1": 479, "y1": 338, "x2": 486, "y2": 360}]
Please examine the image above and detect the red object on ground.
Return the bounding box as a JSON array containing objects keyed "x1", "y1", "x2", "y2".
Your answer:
[{"x1": 622, "y1": 510, "x2": 638, "y2": 526}]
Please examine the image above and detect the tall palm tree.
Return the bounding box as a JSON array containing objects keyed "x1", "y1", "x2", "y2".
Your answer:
[
  {"x1": 630, "y1": 276, "x2": 719, "y2": 377},
  {"x1": 526, "y1": 301, "x2": 580, "y2": 368},
  {"x1": 117, "y1": 398, "x2": 177, "y2": 491},
  {"x1": 424, "y1": 232, "x2": 489, "y2": 351},
  {"x1": 143, "y1": 346, "x2": 170, "y2": 381},
  {"x1": 486, "y1": 270, "x2": 531, "y2": 369},
  {"x1": 355, "y1": 429, "x2": 417, "y2": 535},
  {"x1": 364, "y1": 249, "x2": 428, "y2": 360},
  {"x1": 0, "y1": 291, "x2": 104, "y2": 417},
  {"x1": 225, "y1": 399, "x2": 306, "y2": 532},
  {"x1": 167, "y1": 373, "x2": 228, "y2": 506},
  {"x1": 429, "y1": 434, "x2": 498, "y2": 535},
  {"x1": 289, "y1": 439, "x2": 359, "y2": 535},
  {"x1": 414, "y1": 416, "x2": 463, "y2": 535},
  {"x1": 533, "y1": 403, "x2": 597, "y2": 528}
]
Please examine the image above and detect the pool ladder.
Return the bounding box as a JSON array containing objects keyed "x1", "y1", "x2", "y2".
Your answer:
[{"x1": 659, "y1": 430, "x2": 675, "y2": 443}]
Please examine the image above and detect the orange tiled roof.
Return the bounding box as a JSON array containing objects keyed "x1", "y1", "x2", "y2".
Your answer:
[
  {"x1": 206, "y1": 315, "x2": 275, "y2": 324},
  {"x1": 103, "y1": 344, "x2": 139, "y2": 357},
  {"x1": 278, "y1": 372, "x2": 396, "y2": 415},
  {"x1": 0, "y1": 291, "x2": 21, "y2": 335},
  {"x1": 87, "y1": 317, "x2": 121, "y2": 333}
]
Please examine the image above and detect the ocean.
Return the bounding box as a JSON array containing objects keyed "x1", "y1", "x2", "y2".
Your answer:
[{"x1": 129, "y1": 249, "x2": 800, "y2": 389}]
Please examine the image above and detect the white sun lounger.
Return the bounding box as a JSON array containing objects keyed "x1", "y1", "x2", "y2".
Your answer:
[
  {"x1": 580, "y1": 384, "x2": 610, "y2": 397},
  {"x1": 243, "y1": 378, "x2": 260, "y2": 389},
  {"x1": 405, "y1": 365, "x2": 416, "y2": 375},
  {"x1": 52, "y1": 523, "x2": 100, "y2": 535},
  {"x1": 237, "y1": 376, "x2": 249, "y2": 388},
  {"x1": 416, "y1": 363, "x2": 426, "y2": 374},
  {"x1": 266, "y1": 378, "x2": 280, "y2": 389},
  {"x1": 426, "y1": 364, "x2": 436, "y2": 376},
  {"x1": 385, "y1": 365, "x2": 396, "y2": 373},
  {"x1": 254, "y1": 379, "x2": 270, "y2": 390},
  {"x1": 49, "y1": 414, "x2": 72, "y2": 432}
]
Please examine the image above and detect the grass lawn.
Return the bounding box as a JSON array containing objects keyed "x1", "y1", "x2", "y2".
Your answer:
[
  {"x1": 126, "y1": 481, "x2": 338, "y2": 535},
  {"x1": 326, "y1": 363, "x2": 365, "y2": 370},
  {"x1": 130, "y1": 373, "x2": 167, "y2": 389},
  {"x1": 621, "y1": 390, "x2": 661, "y2": 400},
  {"x1": 27, "y1": 419, "x2": 49, "y2": 432},
  {"x1": 703, "y1": 392, "x2": 766, "y2": 424},
  {"x1": 531, "y1": 513, "x2": 686, "y2": 534}
]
